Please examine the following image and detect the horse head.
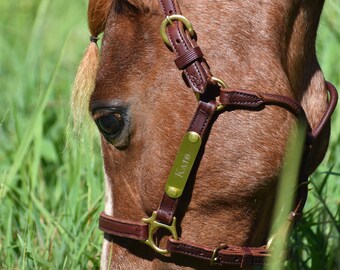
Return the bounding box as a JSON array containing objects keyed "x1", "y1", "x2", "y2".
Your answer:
[{"x1": 72, "y1": 0, "x2": 337, "y2": 269}]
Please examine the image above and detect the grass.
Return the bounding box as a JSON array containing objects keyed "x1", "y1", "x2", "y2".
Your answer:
[
  {"x1": 0, "y1": 1, "x2": 103, "y2": 269},
  {"x1": 0, "y1": 0, "x2": 339, "y2": 269}
]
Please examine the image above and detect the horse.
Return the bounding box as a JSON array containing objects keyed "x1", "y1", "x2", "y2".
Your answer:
[{"x1": 72, "y1": 0, "x2": 337, "y2": 269}]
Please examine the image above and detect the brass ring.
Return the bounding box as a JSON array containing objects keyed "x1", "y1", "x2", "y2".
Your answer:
[
  {"x1": 212, "y1": 76, "x2": 228, "y2": 88},
  {"x1": 212, "y1": 77, "x2": 228, "y2": 111},
  {"x1": 160, "y1": 15, "x2": 195, "y2": 47}
]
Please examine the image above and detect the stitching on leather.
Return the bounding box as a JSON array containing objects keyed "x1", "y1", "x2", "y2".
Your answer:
[
  {"x1": 169, "y1": 0, "x2": 178, "y2": 14},
  {"x1": 200, "y1": 110, "x2": 210, "y2": 135},
  {"x1": 174, "y1": 243, "x2": 207, "y2": 259},
  {"x1": 100, "y1": 228, "x2": 145, "y2": 239},
  {"x1": 172, "y1": 241, "x2": 267, "y2": 265},
  {"x1": 169, "y1": 26, "x2": 204, "y2": 91},
  {"x1": 105, "y1": 230, "x2": 145, "y2": 239},
  {"x1": 189, "y1": 107, "x2": 210, "y2": 135},
  {"x1": 187, "y1": 74, "x2": 203, "y2": 89},
  {"x1": 159, "y1": 0, "x2": 166, "y2": 14},
  {"x1": 189, "y1": 109, "x2": 200, "y2": 131},
  {"x1": 229, "y1": 92, "x2": 261, "y2": 105},
  {"x1": 191, "y1": 64, "x2": 204, "y2": 92},
  {"x1": 230, "y1": 92, "x2": 258, "y2": 99},
  {"x1": 159, "y1": 0, "x2": 177, "y2": 15},
  {"x1": 163, "y1": 2, "x2": 204, "y2": 92},
  {"x1": 174, "y1": 243, "x2": 242, "y2": 264},
  {"x1": 233, "y1": 102, "x2": 259, "y2": 105}
]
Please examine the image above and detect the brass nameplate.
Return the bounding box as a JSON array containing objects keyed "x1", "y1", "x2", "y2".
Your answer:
[{"x1": 165, "y1": 132, "x2": 202, "y2": 198}]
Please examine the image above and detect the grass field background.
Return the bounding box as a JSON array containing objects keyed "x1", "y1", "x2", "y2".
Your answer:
[{"x1": 0, "y1": 0, "x2": 339, "y2": 269}]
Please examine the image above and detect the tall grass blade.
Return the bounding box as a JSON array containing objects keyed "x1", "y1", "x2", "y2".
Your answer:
[
  {"x1": 265, "y1": 119, "x2": 307, "y2": 269},
  {"x1": 3, "y1": 38, "x2": 68, "y2": 197}
]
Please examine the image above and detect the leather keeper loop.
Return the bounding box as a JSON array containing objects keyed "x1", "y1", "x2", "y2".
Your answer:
[
  {"x1": 240, "y1": 247, "x2": 252, "y2": 268},
  {"x1": 174, "y1": 47, "x2": 203, "y2": 70}
]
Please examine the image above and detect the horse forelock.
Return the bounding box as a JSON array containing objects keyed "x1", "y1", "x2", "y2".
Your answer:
[
  {"x1": 71, "y1": 0, "x2": 112, "y2": 133},
  {"x1": 71, "y1": 0, "x2": 160, "y2": 133}
]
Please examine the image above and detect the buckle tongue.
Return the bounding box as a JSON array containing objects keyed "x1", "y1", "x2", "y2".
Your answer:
[
  {"x1": 142, "y1": 211, "x2": 178, "y2": 254},
  {"x1": 210, "y1": 243, "x2": 229, "y2": 265}
]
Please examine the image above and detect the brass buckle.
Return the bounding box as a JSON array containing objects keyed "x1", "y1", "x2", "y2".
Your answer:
[
  {"x1": 160, "y1": 15, "x2": 195, "y2": 47},
  {"x1": 142, "y1": 211, "x2": 178, "y2": 254},
  {"x1": 210, "y1": 243, "x2": 229, "y2": 266}
]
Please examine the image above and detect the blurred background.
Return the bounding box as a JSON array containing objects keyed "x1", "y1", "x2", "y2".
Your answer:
[{"x1": 0, "y1": 0, "x2": 339, "y2": 269}]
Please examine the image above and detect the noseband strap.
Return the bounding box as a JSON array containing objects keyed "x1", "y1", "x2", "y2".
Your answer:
[
  {"x1": 98, "y1": 0, "x2": 338, "y2": 267},
  {"x1": 166, "y1": 239, "x2": 267, "y2": 268}
]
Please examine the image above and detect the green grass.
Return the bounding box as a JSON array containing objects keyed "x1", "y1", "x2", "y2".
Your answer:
[
  {"x1": 0, "y1": 1, "x2": 103, "y2": 269},
  {"x1": 0, "y1": 0, "x2": 339, "y2": 269}
]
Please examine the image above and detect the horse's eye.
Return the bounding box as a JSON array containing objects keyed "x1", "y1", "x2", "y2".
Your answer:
[{"x1": 96, "y1": 113, "x2": 124, "y2": 138}]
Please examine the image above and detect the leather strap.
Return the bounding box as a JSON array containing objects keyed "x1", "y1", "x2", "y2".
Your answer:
[
  {"x1": 155, "y1": 101, "x2": 217, "y2": 225},
  {"x1": 166, "y1": 238, "x2": 268, "y2": 268},
  {"x1": 174, "y1": 47, "x2": 204, "y2": 70},
  {"x1": 219, "y1": 89, "x2": 305, "y2": 116},
  {"x1": 155, "y1": 194, "x2": 179, "y2": 225},
  {"x1": 158, "y1": 0, "x2": 217, "y2": 95},
  {"x1": 99, "y1": 212, "x2": 148, "y2": 241},
  {"x1": 311, "y1": 82, "x2": 338, "y2": 139}
]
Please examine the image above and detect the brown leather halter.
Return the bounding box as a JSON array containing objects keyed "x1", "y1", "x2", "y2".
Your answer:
[{"x1": 98, "y1": 0, "x2": 338, "y2": 268}]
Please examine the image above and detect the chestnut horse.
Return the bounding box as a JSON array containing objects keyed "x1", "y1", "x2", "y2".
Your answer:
[{"x1": 72, "y1": 0, "x2": 337, "y2": 269}]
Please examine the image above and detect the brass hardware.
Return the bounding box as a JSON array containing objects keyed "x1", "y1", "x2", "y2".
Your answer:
[
  {"x1": 167, "y1": 186, "x2": 180, "y2": 198},
  {"x1": 212, "y1": 77, "x2": 228, "y2": 111},
  {"x1": 210, "y1": 243, "x2": 229, "y2": 265},
  {"x1": 195, "y1": 93, "x2": 201, "y2": 101},
  {"x1": 188, "y1": 132, "x2": 200, "y2": 143},
  {"x1": 160, "y1": 15, "x2": 195, "y2": 47},
  {"x1": 212, "y1": 77, "x2": 228, "y2": 88},
  {"x1": 165, "y1": 132, "x2": 202, "y2": 199},
  {"x1": 142, "y1": 211, "x2": 178, "y2": 254}
]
